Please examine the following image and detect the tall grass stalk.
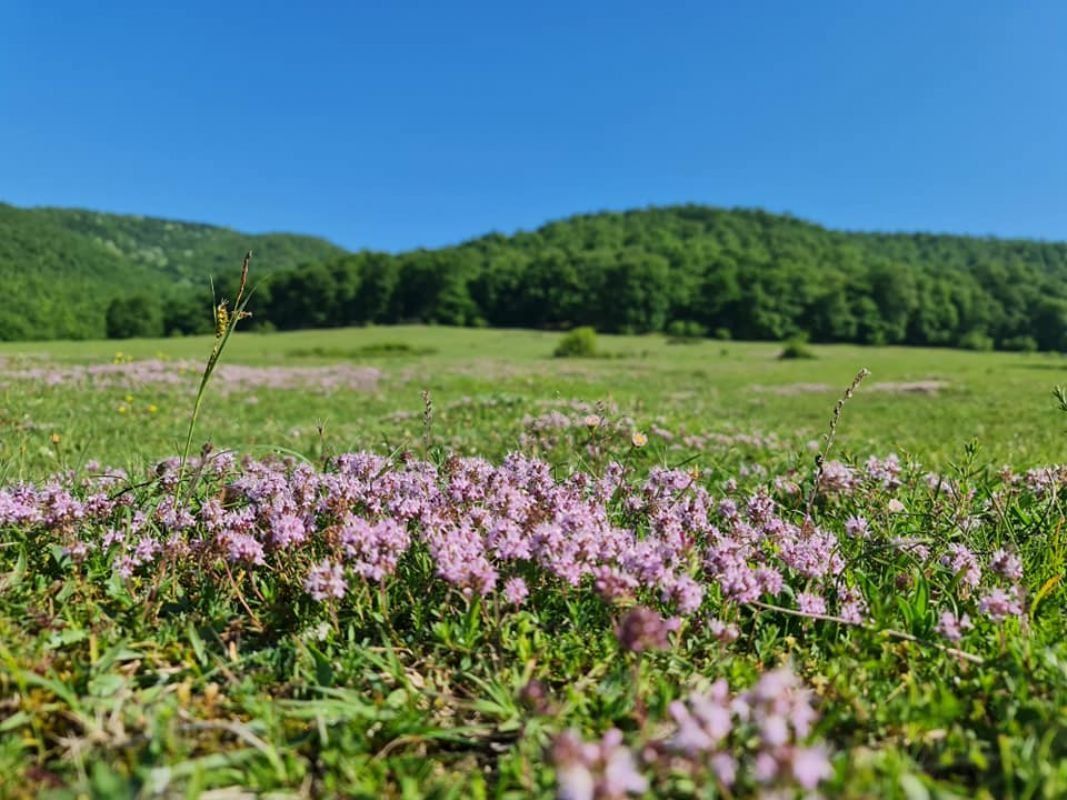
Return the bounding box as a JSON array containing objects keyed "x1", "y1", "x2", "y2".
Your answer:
[
  {"x1": 176, "y1": 250, "x2": 253, "y2": 500},
  {"x1": 805, "y1": 367, "x2": 870, "y2": 520}
]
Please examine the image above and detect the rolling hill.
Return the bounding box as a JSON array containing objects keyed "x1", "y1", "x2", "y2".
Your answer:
[
  {"x1": 255, "y1": 205, "x2": 1067, "y2": 351},
  {"x1": 0, "y1": 203, "x2": 345, "y2": 340},
  {"x1": 5, "y1": 201, "x2": 1067, "y2": 350}
]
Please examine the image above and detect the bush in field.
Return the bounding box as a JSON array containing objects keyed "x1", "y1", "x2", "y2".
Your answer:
[
  {"x1": 666, "y1": 319, "x2": 708, "y2": 342},
  {"x1": 959, "y1": 329, "x2": 995, "y2": 351},
  {"x1": 554, "y1": 326, "x2": 598, "y2": 357},
  {"x1": 778, "y1": 334, "x2": 816, "y2": 359},
  {"x1": 1001, "y1": 335, "x2": 1038, "y2": 352}
]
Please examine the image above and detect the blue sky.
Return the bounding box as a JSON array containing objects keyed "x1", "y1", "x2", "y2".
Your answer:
[{"x1": 2, "y1": 1, "x2": 1066, "y2": 251}]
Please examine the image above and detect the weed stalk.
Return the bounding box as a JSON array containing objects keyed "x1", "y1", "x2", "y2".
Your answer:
[
  {"x1": 804, "y1": 368, "x2": 870, "y2": 520},
  {"x1": 176, "y1": 250, "x2": 253, "y2": 502}
]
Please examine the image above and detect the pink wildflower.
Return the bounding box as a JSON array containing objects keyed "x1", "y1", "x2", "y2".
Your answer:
[
  {"x1": 503, "y1": 576, "x2": 529, "y2": 606},
  {"x1": 304, "y1": 560, "x2": 347, "y2": 601}
]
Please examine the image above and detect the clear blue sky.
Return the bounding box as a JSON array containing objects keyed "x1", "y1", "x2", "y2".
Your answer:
[{"x1": 2, "y1": 1, "x2": 1066, "y2": 251}]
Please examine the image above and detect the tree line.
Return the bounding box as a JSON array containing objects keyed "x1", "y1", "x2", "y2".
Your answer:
[
  {"x1": 107, "y1": 205, "x2": 1067, "y2": 351},
  {"x1": 0, "y1": 202, "x2": 342, "y2": 341}
]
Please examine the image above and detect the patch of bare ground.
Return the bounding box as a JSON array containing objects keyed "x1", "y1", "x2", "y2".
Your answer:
[
  {"x1": 752, "y1": 383, "x2": 833, "y2": 396},
  {"x1": 867, "y1": 380, "x2": 950, "y2": 395}
]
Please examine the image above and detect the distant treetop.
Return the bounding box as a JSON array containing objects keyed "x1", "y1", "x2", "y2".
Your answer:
[{"x1": 4, "y1": 201, "x2": 1067, "y2": 351}]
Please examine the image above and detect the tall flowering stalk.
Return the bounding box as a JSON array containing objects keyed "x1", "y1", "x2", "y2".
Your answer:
[
  {"x1": 805, "y1": 367, "x2": 870, "y2": 519},
  {"x1": 176, "y1": 251, "x2": 253, "y2": 500}
]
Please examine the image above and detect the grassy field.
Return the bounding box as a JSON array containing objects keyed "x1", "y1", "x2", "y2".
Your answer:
[
  {"x1": 3, "y1": 325, "x2": 1067, "y2": 478},
  {"x1": 0, "y1": 326, "x2": 1065, "y2": 799}
]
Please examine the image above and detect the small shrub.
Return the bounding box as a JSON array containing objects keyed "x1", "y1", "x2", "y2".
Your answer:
[
  {"x1": 554, "y1": 327, "x2": 598, "y2": 358},
  {"x1": 666, "y1": 320, "x2": 708, "y2": 343},
  {"x1": 778, "y1": 335, "x2": 816, "y2": 360},
  {"x1": 1000, "y1": 335, "x2": 1038, "y2": 353},
  {"x1": 959, "y1": 330, "x2": 994, "y2": 352},
  {"x1": 713, "y1": 327, "x2": 732, "y2": 341}
]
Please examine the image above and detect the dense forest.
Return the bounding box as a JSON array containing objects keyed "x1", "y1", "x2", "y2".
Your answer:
[
  {"x1": 6, "y1": 202, "x2": 1067, "y2": 350},
  {"x1": 0, "y1": 203, "x2": 344, "y2": 340},
  {"x1": 247, "y1": 206, "x2": 1067, "y2": 351}
]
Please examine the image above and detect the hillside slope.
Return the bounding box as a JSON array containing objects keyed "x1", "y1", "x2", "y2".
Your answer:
[
  {"x1": 256, "y1": 205, "x2": 1067, "y2": 351},
  {"x1": 6, "y1": 201, "x2": 1067, "y2": 349},
  {"x1": 0, "y1": 203, "x2": 345, "y2": 339}
]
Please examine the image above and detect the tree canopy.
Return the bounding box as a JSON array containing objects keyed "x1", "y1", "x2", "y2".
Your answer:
[
  {"x1": 0, "y1": 203, "x2": 344, "y2": 340},
  {"x1": 249, "y1": 206, "x2": 1067, "y2": 351},
  {"x1": 6, "y1": 201, "x2": 1067, "y2": 350}
]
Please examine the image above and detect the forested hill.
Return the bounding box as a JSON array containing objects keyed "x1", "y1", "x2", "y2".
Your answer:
[
  {"x1": 6, "y1": 201, "x2": 1067, "y2": 350},
  {"x1": 0, "y1": 203, "x2": 345, "y2": 340},
  {"x1": 255, "y1": 205, "x2": 1067, "y2": 351}
]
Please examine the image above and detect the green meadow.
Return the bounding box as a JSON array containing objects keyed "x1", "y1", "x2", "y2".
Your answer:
[
  {"x1": 1, "y1": 326, "x2": 1066, "y2": 799},
  {"x1": 3, "y1": 325, "x2": 1066, "y2": 477}
]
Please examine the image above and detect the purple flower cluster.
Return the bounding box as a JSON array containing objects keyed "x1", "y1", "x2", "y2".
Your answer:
[
  {"x1": 0, "y1": 449, "x2": 1029, "y2": 646},
  {"x1": 817, "y1": 454, "x2": 902, "y2": 496},
  {"x1": 930, "y1": 542, "x2": 1026, "y2": 635},
  {"x1": 941, "y1": 543, "x2": 982, "y2": 590},
  {"x1": 305, "y1": 560, "x2": 347, "y2": 600},
  {"x1": 1021, "y1": 466, "x2": 1067, "y2": 497},
  {"x1": 704, "y1": 494, "x2": 861, "y2": 620},
  {"x1": 668, "y1": 667, "x2": 832, "y2": 791},
  {"x1": 935, "y1": 610, "x2": 973, "y2": 642},
  {"x1": 552, "y1": 666, "x2": 832, "y2": 798},
  {"x1": 552, "y1": 729, "x2": 648, "y2": 800},
  {"x1": 616, "y1": 606, "x2": 679, "y2": 653}
]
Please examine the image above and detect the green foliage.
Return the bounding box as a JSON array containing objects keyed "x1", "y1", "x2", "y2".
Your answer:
[
  {"x1": 0, "y1": 203, "x2": 343, "y2": 340},
  {"x1": 666, "y1": 319, "x2": 708, "y2": 342},
  {"x1": 1001, "y1": 335, "x2": 1038, "y2": 352},
  {"x1": 10, "y1": 201, "x2": 1067, "y2": 350},
  {"x1": 778, "y1": 335, "x2": 816, "y2": 360},
  {"x1": 553, "y1": 326, "x2": 598, "y2": 358},
  {"x1": 244, "y1": 206, "x2": 1067, "y2": 352},
  {"x1": 161, "y1": 288, "x2": 215, "y2": 336},
  {"x1": 959, "y1": 329, "x2": 995, "y2": 352},
  {"x1": 105, "y1": 295, "x2": 164, "y2": 339},
  {"x1": 0, "y1": 337, "x2": 1066, "y2": 797}
]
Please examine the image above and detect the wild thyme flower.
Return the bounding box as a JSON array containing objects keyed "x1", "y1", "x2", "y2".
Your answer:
[
  {"x1": 503, "y1": 576, "x2": 529, "y2": 606},
  {"x1": 978, "y1": 586, "x2": 1024, "y2": 621},
  {"x1": 935, "y1": 610, "x2": 973, "y2": 642},
  {"x1": 990, "y1": 548, "x2": 1023, "y2": 581},
  {"x1": 616, "y1": 606, "x2": 679, "y2": 653},
  {"x1": 942, "y1": 544, "x2": 981, "y2": 589},
  {"x1": 708, "y1": 617, "x2": 740, "y2": 643},
  {"x1": 796, "y1": 592, "x2": 827, "y2": 616},
  {"x1": 305, "y1": 560, "x2": 347, "y2": 601},
  {"x1": 551, "y1": 728, "x2": 647, "y2": 800},
  {"x1": 844, "y1": 515, "x2": 869, "y2": 539}
]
